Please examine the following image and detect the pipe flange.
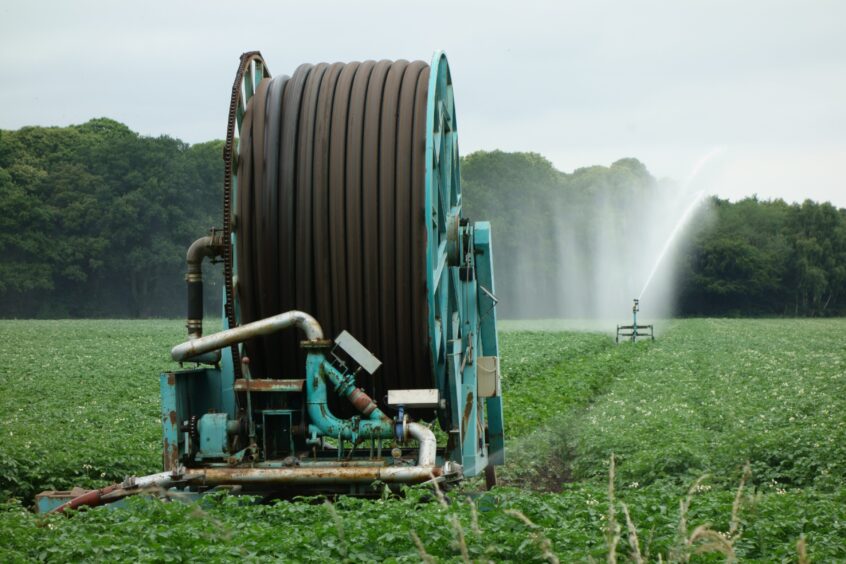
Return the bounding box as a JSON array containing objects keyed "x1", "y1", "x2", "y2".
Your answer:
[
  {"x1": 300, "y1": 339, "x2": 333, "y2": 350},
  {"x1": 401, "y1": 413, "x2": 410, "y2": 443}
]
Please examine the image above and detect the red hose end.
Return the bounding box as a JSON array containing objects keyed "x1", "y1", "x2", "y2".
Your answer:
[{"x1": 52, "y1": 484, "x2": 120, "y2": 514}]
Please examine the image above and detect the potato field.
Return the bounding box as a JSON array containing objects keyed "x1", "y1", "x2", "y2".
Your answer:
[{"x1": 1, "y1": 319, "x2": 844, "y2": 561}]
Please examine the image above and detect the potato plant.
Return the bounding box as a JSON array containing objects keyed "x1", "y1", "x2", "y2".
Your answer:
[{"x1": 1, "y1": 319, "x2": 844, "y2": 561}]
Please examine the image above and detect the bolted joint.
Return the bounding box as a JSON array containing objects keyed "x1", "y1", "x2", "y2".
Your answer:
[
  {"x1": 348, "y1": 387, "x2": 378, "y2": 417},
  {"x1": 186, "y1": 319, "x2": 203, "y2": 338},
  {"x1": 300, "y1": 339, "x2": 333, "y2": 350}
]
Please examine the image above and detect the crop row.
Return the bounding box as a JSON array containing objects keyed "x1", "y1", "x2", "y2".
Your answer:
[{"x1": 1, "y1": 318, "x2": 845, "y2": 560}]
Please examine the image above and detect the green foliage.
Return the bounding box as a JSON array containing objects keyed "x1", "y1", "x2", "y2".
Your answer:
[
  {"x1": 0, "y1": 120, "x2": 223, "y2": 317},
  {"x1": 678, "y1": 197, "x2": 846, "y2": 316},
  {"x1": 563, "y1": 319, "x2": 846, "y2": 491},
  {"x1": 0, "y1": 320, "x2": 183, "y2": 502},
  {"x1": 1, "y1": 480, "x2": 843, "y2": 561},
  {"x1": 499, "y1": 330, "x2": 620, "y2": 440},
  {"x1": 3, "y1": 124, "x2": 845, "y2": 318},
  {"x1": 2, "y1": 319, "x2": 846, "y2": 560}
]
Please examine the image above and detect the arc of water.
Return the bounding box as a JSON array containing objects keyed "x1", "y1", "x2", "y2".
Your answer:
[
  {"x1": 638, "y1": 190, "x2": 705, "y2": 300},
  {"x1": 638, "y1": 147, "x2": 725, "y2": 301}
]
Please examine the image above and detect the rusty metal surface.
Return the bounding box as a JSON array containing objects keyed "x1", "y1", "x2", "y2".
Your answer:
[
  {"x1": 50, "y1": 483, "x2": 120, "y2": 513},
  {"x1": 232, "y1": 378, "x2": 304, "y2": 392},
  {"x1": 462, "y1": 391, "x2": 474, "y2": 434},
  {"x1": 161, "y1": 372, "x2": 180, "y2": 471},
  {"x1": 347, "y1": 387, "x2": 378, "y2": 416},
  {"x1": 203, "y1": 459, "x2": 388, "y2": 468},
  {"x1": 223, "y1": 52, "x2": 267, "y2": 379},
  {"x1": 185, "y1": 231, "x2": 225, "y2": 339},
  {"x1": 185, "y1": 465, "x2": 441, "y2": 485},
  {"x1": 163, "y1": 438, "x2": 179, "y2": 471}
]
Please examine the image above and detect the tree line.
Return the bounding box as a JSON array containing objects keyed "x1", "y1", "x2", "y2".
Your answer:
[
  {"x1": 1, "y1": 121, "x2": 843, "y2": 318},
  {"x1": 0, "y1": 119, "x2": 222, "y2": 317},
  {"x1": 678, "y1": 196, "x2": 846, "y2": 316},
  {"x1": 461, "y1": 151, "x2": 846, "y2": 318}
]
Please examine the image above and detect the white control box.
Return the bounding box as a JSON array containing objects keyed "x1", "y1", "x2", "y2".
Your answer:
[{"x1": 387, "y1": 389, "x2": 440, "y2": 408}]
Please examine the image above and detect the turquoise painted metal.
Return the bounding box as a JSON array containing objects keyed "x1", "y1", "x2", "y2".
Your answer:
[
  {"x1": 305, "y1": 352, "x2": 394, "y2": 442},
  {"x1": 421, "y1": 52, "x2": 504, "y2": 477},
  {"x1": 425, "y1": 50, "x2": 460, "y2": 398},
  {"x1": 197, "y1": 414, "x2": 229, "y2": 459},
  {"x1": 154, "y1": 52, "x2": 505, "y2": 488}
]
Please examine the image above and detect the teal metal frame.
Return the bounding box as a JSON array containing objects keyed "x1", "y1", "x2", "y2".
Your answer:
[{"x1": 158, "y1": 51, "x2": 504, "y2": 485}]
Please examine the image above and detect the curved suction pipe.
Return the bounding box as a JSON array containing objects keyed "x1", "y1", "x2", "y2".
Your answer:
[
  {"x1": 171, "y1": 310, "x2": 324, "y2": 362},
  {"x1": 405, "y1": 422, "x2": 437, "y2": 468},
  {"x1": 305, "y1": 356, "x2": 393, "y2": 441},
  {"x1": 185, "y1": 232, "x2": 225, "y2": 339},
  {"x1": 305, "y1": 357, "x2": 438, "y2": 474}
]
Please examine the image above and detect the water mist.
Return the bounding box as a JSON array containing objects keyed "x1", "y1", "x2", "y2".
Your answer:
[{"x1": 545, "y1": 149, "x2": 723, "y2": 328}]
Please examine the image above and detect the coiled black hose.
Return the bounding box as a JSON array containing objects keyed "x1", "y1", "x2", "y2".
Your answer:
[{"x1": 235, "y1": 60, "x2": 433, "y2": 417}]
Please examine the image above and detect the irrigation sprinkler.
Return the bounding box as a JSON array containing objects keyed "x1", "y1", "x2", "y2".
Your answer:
[{"x1": 616, "y1": 298, "x2": 654, "y2": 343}]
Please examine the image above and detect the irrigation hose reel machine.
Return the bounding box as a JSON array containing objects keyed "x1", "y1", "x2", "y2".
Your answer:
[{"x1": 38, "y1": 52, "x2": 504, "y2": 512}]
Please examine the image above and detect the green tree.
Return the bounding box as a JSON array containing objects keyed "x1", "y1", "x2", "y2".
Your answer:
[{"x1": 0, "y1": 120, "x2": 222, "y2": 317}]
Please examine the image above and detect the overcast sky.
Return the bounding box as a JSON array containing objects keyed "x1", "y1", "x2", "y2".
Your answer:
[{"x1": 1, "y1": 1, "x2": 844, "y2": 205}]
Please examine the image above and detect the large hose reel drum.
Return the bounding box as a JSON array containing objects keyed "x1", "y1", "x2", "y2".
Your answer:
[{"x1": 224, "y1": 52, "x2": 478, "y2": 424}]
